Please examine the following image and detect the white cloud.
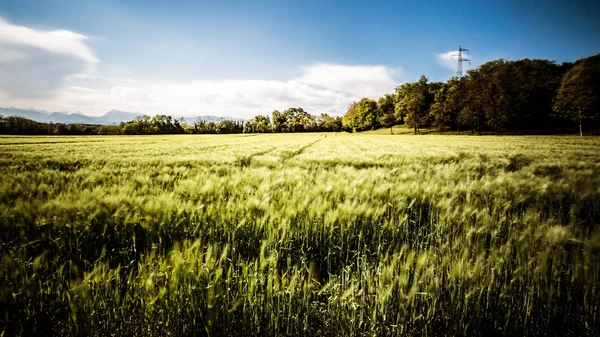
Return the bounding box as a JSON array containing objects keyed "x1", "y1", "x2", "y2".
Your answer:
[
  {"x1": 3, "y1": 63, "x2": 401, "y2": 118},
  {"x1": 0, "y1": 18, "x2": 401, "y2": 118},
  {"x1": 436, "y1": 50, "x2": 459, "y2": 71},
  {"x1": 0, "y1": 18, "x2": 97, "y2": 64},
  {"x1": 0, "y1": 49, "x2": 28, "y2": 64},
  {"x1": 297, "y1": 64, "x2": 399, "y2": 98},
  {"x1": 0, "y1": 17, "x2": 97, "y2": 98}
]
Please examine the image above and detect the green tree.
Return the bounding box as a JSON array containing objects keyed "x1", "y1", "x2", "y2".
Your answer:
[
  {"x1": 553, "y1": 53, "x2": 600, "y2": 136},
  {"x1": 281, "y1": 107, "x2": 313, "y2": 132},
  {"x1": 444, "y1": 77, "x2": 467, "y2": 133},
  {"x1": 215, "y1": 119, "x2": 243, "y2": 134},
  {"x1": 342, "y1": 101, "x2": 359, "y2": 132},
  {"x1": 508, "y1": 59, "x2": 569, "y2": 130},
  {"x1": 98, "y1": 124, "x2": 122, "y2": 135},
  {"x1": 271, "y1": 110, "x2": 287, "y2": 132},
  {"x1": 317, "y1": 113, "x2": 342, "y2": 132},
  {"x1": 342, "y1": 99, "x2": 381, "y2": 132},
  {"x1": 461, "y1": 71, "x2": 486, "y2": 134},
  {"x1": 245, "y1": 115, "x2": 271, "y2": 133},
  {"x1": 377, "y1": 94, "x2": 396, "y2": 133},
  {"x1": 429, "y1": 84, "x2": 449, "y2": 132},
  {"x1": 354, "y1": 98, "x2": 379, "y2": 131},
  {"x1": 193, "y1": 120, "x2": 217, "y2": 134},
  {"x1": 393, "y1": 83, "x2": 409, "y2": 124},
  {"x1": 397, "y1": 75, "x2": 431, "y2": 134},
  {"x1": 459, "y1": 58, "x2": 569, "y2": 133},
  {"x1": 301, "y1": 114, "x2": 317, "y2": 131}
]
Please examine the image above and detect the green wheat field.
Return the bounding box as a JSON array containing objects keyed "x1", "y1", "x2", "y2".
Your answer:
[{"x1": 1, "y1": 133, "x2": 600, "y2": 336}]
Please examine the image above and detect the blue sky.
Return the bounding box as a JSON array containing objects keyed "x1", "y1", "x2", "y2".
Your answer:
[{"x1": 0, "y1": 0, "x2": 598, "y2": 118}]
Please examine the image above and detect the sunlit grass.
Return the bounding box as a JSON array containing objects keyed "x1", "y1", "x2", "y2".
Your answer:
[{"x1": 1, "y1": 133, "x2": 599, "y2": 336}]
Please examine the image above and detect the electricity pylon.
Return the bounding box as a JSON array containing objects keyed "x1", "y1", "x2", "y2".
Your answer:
[{"x1": 451, "y1": 46, "x2": 470, "y2": 77}]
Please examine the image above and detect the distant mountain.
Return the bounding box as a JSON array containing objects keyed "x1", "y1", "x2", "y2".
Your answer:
[
  {"x1": 0, "y1": 108, "x2": 54, "y2": 122},
  {"x1": 95, "y1": 110, "x2": 143, "y2": 125},
  {"x1": 0, "y1": 107, "x2": 242, "y2": 125},
  {"x1": 47, "y1": 112, "x2": 98, "y2": 124}
]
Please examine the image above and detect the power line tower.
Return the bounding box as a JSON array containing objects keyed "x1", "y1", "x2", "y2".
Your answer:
[{"x1": 451, "y1": 46, "x2": 470, "y2": 77}]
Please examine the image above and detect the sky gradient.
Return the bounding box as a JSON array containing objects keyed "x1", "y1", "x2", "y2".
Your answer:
[{"x1": 0, "y1": 0, "x2": 599, "y2": 118}]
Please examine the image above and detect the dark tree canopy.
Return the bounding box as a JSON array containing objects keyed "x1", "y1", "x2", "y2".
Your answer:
[
  {"x1": 341, "y1": 54, "x2": 598, "y2": 135},
  {"x1": 377, "y1": 94, "x2": 397, "y2": 133},
  {"x1": 397, "y1": 75, "x2": 432, "y2": 134},
  {"x1": 341, "y1": 98, "x2": 379, "y2": 132},
  {"x1": 554, "y1": 54, "x2": 600, "y2": 135}
]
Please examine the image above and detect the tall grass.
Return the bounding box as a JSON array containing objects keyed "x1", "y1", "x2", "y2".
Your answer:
[{"x1": 1, "y1": 134, "x2": 599, "y2": 336}]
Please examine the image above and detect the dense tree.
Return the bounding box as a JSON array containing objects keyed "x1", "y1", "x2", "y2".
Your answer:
[
  {"x1": 341, "y1": 98, "x2": 379, "y2": 132},
  {"x1": 377, "y1": 94, "x2": 397, "y2": 133},
  {"x1": 0, "y1": 115, "x2": 244, "y2": 135},
  {"x1": 509, "y1": 59, "x2": 569, "y2": 130},
  {"x1": 397, "y1": 75, "x2": 432, "y2": 134},
  {"x1": 460, "y1": 71, "x2": 487, "y2": 134},
  {"x1": 119, "y1": 115, "x2": 185, "y2": 135},
  {"x1": 553, "y1": 54, "x2": 600, "y2": 135},
  {"x1": 98, "y1": 125, "x2": 122, "y2": 135},
  {"x1": 393, "y1": 84, "x2": 409, "y2": 125},
  {"x1": 271, "y1": 110, "x2": 287, "y2": 133},
  {"x1": 349, "y1": 58, "x2": 576, "y2": 135},
  {"x1": 0, "y1": 115, "x2": 104, "y2": 135},
  {"x1": 480, "y1": 60, "x2": 512, "y2": 133},
  {"x1": 429, "y1": 83, "x2": 449, "y2": 132},
  {"x1": 244, "y1": 115, "x2": 271, "y2": 133},
  {"x1": 152, "y1": 115, "x2": 185, "y2": 134},
  {"x1": 317, "y1": 113, "x2": 343, "y2": 132},
  {"x1": 281, "y1": 107, "x2": 313, "y2": 132},
  {"x1": 356, "y1": 98, "x2": 379, "y2": 131},
  {"x1": 454, "y1": 59, "x2": 569, "y2": 134},
  {"x1": 301, "y1": 114, "x2": 317, "y2": 132},
  {"x1": 192, "y1": 120, "x2": 217, "y2": 134},
  {"x1": 215, "y1": 119, "x2": 243, "y2": 134},
  {"x1": 444, "y1": 77, "x2": 466, "y2": 133},
  {"x1": 342, "y1": 101, "x2": 359, "y2": 132}
]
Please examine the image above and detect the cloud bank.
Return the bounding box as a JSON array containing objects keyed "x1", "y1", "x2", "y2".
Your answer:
[
  {"x1": 0, "y1": 18, "x2": 97, "y2": 99},
  {"x1": 0, "y1": 18, "x2": 400, "y2": 118},
  {"x1": 436, "y1": 51, "x2": 459, "y2": 71}
]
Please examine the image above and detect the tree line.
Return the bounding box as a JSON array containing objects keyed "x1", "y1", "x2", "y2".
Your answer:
[
  {"x1": 1, "y1": 54, "x2": 598, "y2": 136},
  {"x1": 343, "y1": 53, "x2": 600, "y2": 135},
  {"x1": 0, "y1": 109, "x2": 342, "y2": 135},
  {"x1": 0, "y1": 114, "x2": 191, "y2": 135},
  {"x1": 244, "y1": 108, "x2": 342, "y2": 133}
]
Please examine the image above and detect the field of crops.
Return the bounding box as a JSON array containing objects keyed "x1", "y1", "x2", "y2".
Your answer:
[{"x1": 1, "y1": 133, "x2": 600, "y2": 336}]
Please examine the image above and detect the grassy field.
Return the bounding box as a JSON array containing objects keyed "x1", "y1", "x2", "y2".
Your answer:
[{"x1": 1, "y1": 133, "x2": 600, "y2": 336}]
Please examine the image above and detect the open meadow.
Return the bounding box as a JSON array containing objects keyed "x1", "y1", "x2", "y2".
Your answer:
[{"x1": 1, "y1": 133, "x2": 600, "y2": 336}]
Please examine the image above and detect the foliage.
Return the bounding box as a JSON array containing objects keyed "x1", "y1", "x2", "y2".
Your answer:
[
  {"x1": 343, "y1": 55, "x2": 598, "y2": 135},
  {"x1": 316, "y1": 113, "x2": 343, "y2": 132},
  {"x1": 0, "y1": 115, "x2": 102, "y2": 135},
  {"x1": 121, "y1": 115, "x2": 186, "y2": 135},
  {"x1": 342, "y1": 101, "x2": 358, "y2": 131},
  {"x1": 377, "y1": 94, "x2": 397, "y2": 133},
  {"x1": 244, "y1": 114, "x2": 271, "y2": 133},
  {"x1": 397, "y1": 75, "x2": 432, "y2": 133},
  {"x1": 271, "y1": 110, "x2": 286, "y2": 132},
  {"x1": 429, "y1": 83, "x2": 449, "y2": 131},
  {"x1": 553, "y1": 54, "x2": 600, "y2": 135},
  {"x1": 341, "y1": 98, "x2": 379, "y2": 132}
]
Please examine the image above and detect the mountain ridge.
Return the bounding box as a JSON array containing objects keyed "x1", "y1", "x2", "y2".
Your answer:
[{"x1": 0, "y1": 107, "x2": 241, "y2": 125}]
